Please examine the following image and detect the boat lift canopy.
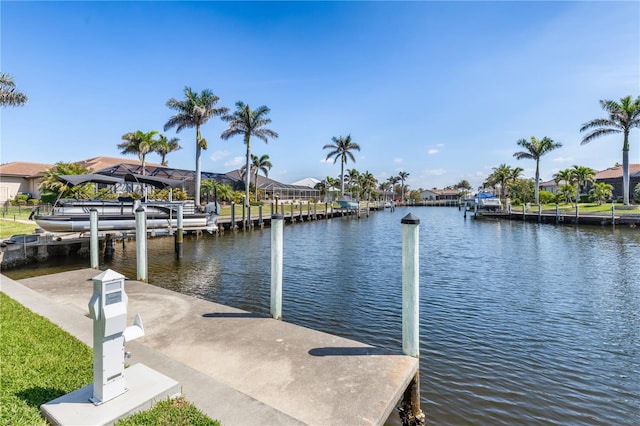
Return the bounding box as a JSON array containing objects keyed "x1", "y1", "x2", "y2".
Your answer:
[{"x1": 55, "y1": 173, "x2": 185, "y2": 190}]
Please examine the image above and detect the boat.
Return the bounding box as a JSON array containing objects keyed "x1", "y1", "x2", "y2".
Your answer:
[
  {"x1": 32, "y1": 173, "x2": 219, "y2": 233},
  {"x1": 465, "y1": 192, "x2": 503, "y2": 211},
  {"x1": 336, "y1": 195, "x2": 359, "y2": 209}
]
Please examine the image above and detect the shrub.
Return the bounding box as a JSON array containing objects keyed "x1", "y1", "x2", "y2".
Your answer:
[
  {"x1": 537, "y1": 190, "x2": 555, "y2": 205},
  {"x1": 634, "y1": 183, "x2": 640, "y2": 204}
]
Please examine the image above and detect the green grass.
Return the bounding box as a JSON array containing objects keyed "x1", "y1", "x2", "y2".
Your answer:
[
  {"x1": 117, "y1": 396, "x2": 219, "y2": 426},
  {"x1": 0, "y1": 220, "x2": 38, "y2": 239},
  {"x1": 0, "y1": 293, "x2": 219, "y2": 426},
  {"x1": 536, "y1": 203, "x2": 639, "y2": 214},
  {"x1": 0, "y1": 206, "x2": 37, "y2": 221}
]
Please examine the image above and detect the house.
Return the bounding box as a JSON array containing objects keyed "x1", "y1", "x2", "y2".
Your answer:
[
  {"x1": 594, "y1": 164, "x2": 640, "y2": 201},
  {"x1": 420, "y1": 188, "x2": 459, "y2": 201},
  {"x1": 225, "y1": 170, "x2": 319, "y2": 201},
  {"x1": 0, "y1": 161, "x2": 52, "y2": 202}
]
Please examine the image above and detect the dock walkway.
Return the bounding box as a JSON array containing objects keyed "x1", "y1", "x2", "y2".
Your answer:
[{"x1": 1, "y1": 268, "x2": 418, "y2": 426}]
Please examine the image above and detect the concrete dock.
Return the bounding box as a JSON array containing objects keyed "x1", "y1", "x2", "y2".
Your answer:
[{"x1": 1, "y1": 268, "x2": 418, "y2": 425}]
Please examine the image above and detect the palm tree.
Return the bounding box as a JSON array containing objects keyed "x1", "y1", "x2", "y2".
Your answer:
[
  {"x1": 0, "y1": 73, "x2": 28, "y2": 107},
  {"x1": 590, "y1": 182, "x2": 614, "y2": 205},
  {"x1": 554, "y1": 169, "x2": 576, "y2": 205},
  {"x1": 117, "y1": 130, "x2": 159, "y2": 175},
  {"x1": 155, "y1": 135, "x2": 182, "y2": 166},
  {"x1": 221, "y1": 102, "x2": 278, "y2": 210},
  {"x1": 164, "y1": 87, "x2": 228, "y2": 207},
  {"x1": 388, "y1": 176, "x2": 400, "y2": 200},
  {"x1": 378, "y1": 181, "x2": 391, "y2": 202},
  {"x1": 571, "y1": 165, "x2": 596, "y2": 199},
  {"x1": 346, "y1": 168, "x2": 360, "y2": 195},
  {"x1": 398, "y1": 171, "x2": 410, "y2": 203},
  {"x1": 513, "y1": 136, "x2": 563, "y2": 205},
  {"x1": 323, "y1": 135, "x2": 360, "y2": 196},
  {"x1": 359, "y1": 171, "x2": 377, "y2": 202},
  {"x1": 40, "y1": 162, "x2": 93, "y2": 200},
  {"x1": 488, "y1": 164, "x2": 512, "y2": 199},
  {"x1": 251, "y1": 154, "x2": 272, "y2": 200},
  {"x1": 580, "y1": 96, "x2": 640, "y2": 205}
]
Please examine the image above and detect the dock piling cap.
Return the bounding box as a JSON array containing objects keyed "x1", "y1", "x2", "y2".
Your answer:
[
  {"x1": 271, "y1": 214, "x2": 284, "y2": 220},
  {"x1": 401, "y1": 213, "x2": 420, "y2": 225}
]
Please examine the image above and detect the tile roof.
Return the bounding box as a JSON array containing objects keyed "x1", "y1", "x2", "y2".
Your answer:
[
  {"x1": 595, "y1": 164, "x2": 640, "y2": 179},
  {"x1": 77, "y1": 156, "x2": 161, "y2": 171},
  {"x1": 0, "y1": 161, "x2": 52, "y2": 177}
]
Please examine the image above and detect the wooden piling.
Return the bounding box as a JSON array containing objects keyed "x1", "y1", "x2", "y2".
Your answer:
[
  {"x1": 400, "y1": 213, "x2": 424, "y2": 426},
  {"x1": 135, "y1": 206, "x2": 147, "y2": 283},
  {"x1": 90, "y1": 209, "x2": 98, "y2": 269},
  {"x1": 270, "y1": 214, "x2": 284, "y2": 320}
]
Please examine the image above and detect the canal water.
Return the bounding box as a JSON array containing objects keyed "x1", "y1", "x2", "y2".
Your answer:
[{"x1": 6, "y1": 207, "x2": 639, "y2": 425}]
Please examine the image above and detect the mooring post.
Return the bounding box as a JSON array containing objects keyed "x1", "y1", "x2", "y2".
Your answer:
[
  {"x1": 270, "y1": 214, "x2": 284, "y2": 320},
  {"x1": 90, "y1": 208, "x2": 99, "y2": 269},
  {"x1": 259, "y1": 205, "x2": 264, "y2": 227},
  {"x1": 611, "y1": 203, "x2": 615, "y2": 226},
  {"x1": 231, "y1": 202, "x2": 236, "y2": 230},
  {"x1": 135, "y1": 206, "x2": 147, "y2": 283},
  {"x1": 538, "y1": 204, "x2": 542, "y2": 223},
  {"x1": 400, "y1": 213, "x2": 424, "y2": 425},
  {"x1": 473, "y1": 201, "x2": 478, "y2": 218},
  {"x1": 522, "y1": 204, "x2": 526, "y2": 221},
  {"x1": 314, "y1": 201, "x2": 317, "y2": 220},
  {"x1": 175, "y1": 204, "x2": 183, "y2": 259},
  {"x1": 575, "y1": 204, "x2": 579, "y2": 224},
  {"x1": 555, "y1": 203, "x2": 560, "y2": 224},
  {"x1": 247, "y1": 204, "x2": 252, "y2": 229}
]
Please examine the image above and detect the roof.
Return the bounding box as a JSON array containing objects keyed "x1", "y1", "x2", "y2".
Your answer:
[
  {"x1": 0, "y1": 161, "x2": 52, "y2": 177},
  {"x1": 76, "y1": 156, "x2": 161, "y2": 171},
  {"x1": 421, "y1": 188, "x2": 459, "y2": 195},
  {"x1": 595, "y1": 164, "x2": 640, "y2": 179},
  {"x1": 225, "y1": 169, "x2": 318, "y2": 192},
  {"x1": 291, "y1": 177, "x2": 320, "y2": 188}
]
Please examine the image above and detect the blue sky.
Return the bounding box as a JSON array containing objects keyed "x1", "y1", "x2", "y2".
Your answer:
[{"x1": 2, "y1": 1, "x2": 639, "y2": 191}]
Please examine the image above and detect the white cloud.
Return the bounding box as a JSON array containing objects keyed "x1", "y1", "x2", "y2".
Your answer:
[
  {"x1": 210, "y1": 150, "x2": 230, "y2": 162},
  {"x1": 436, "y1": 143, "x2": 444, "y2": 148},
  {"x1": 224, "y1": 156, "x2": 244, "y2": 167},
  {"x1": 393, "y1": 157, "x2": 403, "y2": 164},
  {"x1": 425, "y1": 168, "x2": 446, "y2": 176},
  {"x1": 552, "y1": 156, "x2": 574, "y2": 163},
  {"x1": 320, "y1": 158, "x2": 333, "y2": 164},
  {"x1": 428, "y1": 149, "x2": 439, "y2": 155}
]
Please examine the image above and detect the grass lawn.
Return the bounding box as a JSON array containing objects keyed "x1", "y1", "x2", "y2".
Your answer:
[
  {"x1": 0, "y1": 219, "x2": 38, "y2": 239},
  {"x1": 536, "y1": 203, "x2": 639, "y2": 214},
  {"x1": 0, "y1": 292, "x2": 219, "y2": 426}
]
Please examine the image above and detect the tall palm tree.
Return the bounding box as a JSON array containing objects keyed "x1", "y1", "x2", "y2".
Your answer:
[
  {"x1": 0, "y1": 73, "x2": 28, "y2": 107},
  {"x1": 513, "y1": 136, "x2": 563, "y2": 205},
  {"x1": 398, "y1": 171, "x2": 410, "y2": 203},
  {"x1": 580, "y1": 96, "x2": 640, "y2": 205},
  {"x1": 323, "y1": 134, "x2": 360, "y2": 196},
  {"x1": 388, "y1": 176, "x2": 400, "y2": 200},
  {"x1": 164, "y1": 87, "x2": 228, "y2": 207},
  {"x1": 251, "y1": 154, "x2": 272, "y2": 200},
  {"x1": 117, "y1": 130, "x2": 159, "y2": 175},
  {"x1": 221, "y1": 102, "x2": 278, "y2": 209},
  {"x1": 155, "y1": 135, "x2": 182, "y2": 166}
]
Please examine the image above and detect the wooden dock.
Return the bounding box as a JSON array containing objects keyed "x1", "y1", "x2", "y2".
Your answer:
[
  {"x1": 476, "y1": 210, "x2": 640, "y2": 227},
  {"x1": 2, "y1": 268, "x2": 419, "y2": 425}
]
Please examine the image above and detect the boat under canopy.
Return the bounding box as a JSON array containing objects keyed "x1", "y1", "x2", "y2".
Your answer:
[{"x1": 33, "y1": 173, "x2": 218, "y2": 233}]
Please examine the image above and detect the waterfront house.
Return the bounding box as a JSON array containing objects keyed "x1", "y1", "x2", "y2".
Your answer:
[
  {"x1": 420, "y1": 188, "x2": 459, "y2": 202},
  {"x1": 593, "y1": 164, "x2": 640, "y2": 201},
  {"x1": 0, "y1": 161, "x2": 51, "y2": 202}
]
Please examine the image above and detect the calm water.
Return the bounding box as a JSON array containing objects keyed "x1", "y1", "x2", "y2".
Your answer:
[{"x1": 7, "y1": 207, "x2": 640, "y2": 425}]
